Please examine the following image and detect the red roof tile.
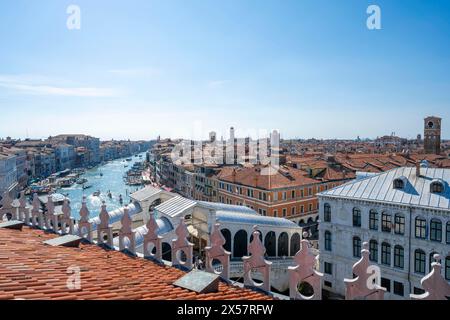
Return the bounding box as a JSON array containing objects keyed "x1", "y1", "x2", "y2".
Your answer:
[{"x1": 0, "y1": 227, "x2": 273, "y2": 300}]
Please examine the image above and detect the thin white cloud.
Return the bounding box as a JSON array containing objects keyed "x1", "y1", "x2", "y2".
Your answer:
[
  {"x1": 208, "y1": 80, "x2": 229, "y2": 88},
  {"x1": 108, "y1": 67, "x2": 161, "y2": 77},
  {"x1": 0, "y1": 74, "x2": 120, "y2": 97}
]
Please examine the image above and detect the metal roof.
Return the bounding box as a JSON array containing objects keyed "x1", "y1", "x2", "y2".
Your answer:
[
  {"x1": 319, "y1": 167, "x2": 450, "y2": 211},
  {"x1": 196, "y1": 201, "x2": 257, "y2": 215},
  {"x1": 216, "y1": 211, "x2": 301, "y2": 229},
  {"x1": 154, "y1": 196, "x2": 197, "y2": 218},
  {"x1": 129, "y1": 186, "x2": 164, "y2": 202}
]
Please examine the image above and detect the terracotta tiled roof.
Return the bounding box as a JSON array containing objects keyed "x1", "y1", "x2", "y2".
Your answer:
[
  {"x1": 0, "y1": 227, "x2": 272, "y2": 300},
  {"x1": 217, "y1": 165, "x2": 319, "y2": 190}
]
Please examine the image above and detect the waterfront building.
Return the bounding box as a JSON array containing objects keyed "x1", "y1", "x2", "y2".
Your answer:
[
  {"x1": 318, "y1": 162, "x2": 450, "y2": 299},
  {"x1": 0, "y1": 147, "x2": 18, "y2": 197}
]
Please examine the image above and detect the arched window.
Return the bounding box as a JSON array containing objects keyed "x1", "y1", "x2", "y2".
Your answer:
[
  {"x1": 220, "y1": 228, "x2": 232, "y2": 252},
  {"x1": 429, "y1": 252, "x2": 438, "y2": 273},
  {"x1": 393, "y1": 178, "x2": 405, "y2": 189},
  {"x1": 394, "y1": 214, "x2": 405, "y2": 235},
  {"x1": 324, "y1": 231, "x2": 332, "y2": 251},
  {"x1": 352, "y1": 208, "x2": 361, "y2": 227},
  {"x1": 382, "y1": 212, "x2": 391, "y2": 232},
  {"x1": 430, "y1": 181, "x2": 445, "y2": 194},
  {"x1": 414, "y1": 249, "x2": 426, "y2": 274},
  {"x1": 233, "y1": 230, "x2": 248, "y2": 258},
  {"x1": 324, "y1": 203, "x2": 331, "y2": 222},
  {"x1": 369, "y1": 210, "x2": 378, "y2": 230},
  {"x1": 394, "y1": 245, "x2": 404, "y2": 269},
  {"x1": 446, "y1": 256, "x2": 450, "y2": 281},
  {"x1": 447, "y1": 222, "x2": 450, "y2": 244},
  {"x1": 290, "y1": 233, "x2": 301, "y2": 256},
  {"x1": 369, "y1": 240, "x2": 378, "y2": 262},
  {"x1": 415, "y1": 217, "x2": 427, "y2": 239},
  {"x1": 278, "y1": 232, "x2": 289, "y2": 257},
  {"x1": 352, "y1": 237, "x2": 361, "y2": 258},
  {"x1": 264, "y1": 231, "x2": 276, "y2": 257},
  {"x1": 430, "y1": 219, "x2": 442, "y2": 242},
  {"x1": 381, "y1": 242, "x2": 391, "y2": 266}
]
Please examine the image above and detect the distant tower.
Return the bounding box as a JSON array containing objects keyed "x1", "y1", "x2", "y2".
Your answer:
[
  {"x1": 209, "y1": 131, "x2": 216, "y2": 143},
  {"x1": 424, "y1": 116, "x2": 442, "y2": 154},
  {"x1": 229, "y1": 127, "x2": 235, "y2": 143}
]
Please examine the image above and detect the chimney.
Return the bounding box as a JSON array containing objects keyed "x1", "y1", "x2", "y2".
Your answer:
[
  {"x1": 415, "y1": 161, "x2": 421, "y2": 177},
  {"x1": 253, "y1": 170, "x2": 259, "y2": 187},
  {"x1": 232, "y1": 168, "x2": 236, "y2": 183}
]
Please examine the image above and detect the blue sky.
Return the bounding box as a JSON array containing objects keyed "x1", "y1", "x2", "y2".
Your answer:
[{"x1": 0, "y1": 0, "x2": 449, "y2": 140}]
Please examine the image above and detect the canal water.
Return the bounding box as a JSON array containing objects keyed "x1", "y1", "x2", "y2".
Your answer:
[{"x1": 57, "y1": 152, "x2": 146, "y2": 219}]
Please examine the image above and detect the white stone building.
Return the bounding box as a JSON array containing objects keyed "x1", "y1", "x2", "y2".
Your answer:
[
  {"x1": 318, "y1": 163, "x2": 450, "y2": 300},
  {"x1": 0, "y1": 148, "x2": 18, "y2": 197}
]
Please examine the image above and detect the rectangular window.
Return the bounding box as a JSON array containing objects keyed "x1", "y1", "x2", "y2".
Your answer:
[
  {"x1": 394, "y1": 246, "x2": 404, "y2": 269},
  {"x1": 273, "y1": 192, "x2": 278, "y2": 201},
  {"x1": 394, "y1": 214, "x2": 405, "y2": 235},
  {"x1": 282, "y1": 208, "x2": 287, "y2": 217},
  {"x1": 393, "y1": 281, "x2": 404, "y2": 297},
  {"x1": 291, "y1": 207, "x2": 295, "y2": 216},
  {"x1": 282, "y1": 192, "x2": 287, "y2": 200},
  {"x1": 300, "y1": 190, "x2": 304, "y2": 197},
  {"x1": 324, "y1": 262, "x2": 333, "y2": 275},
  {"x1": 381, "y1": 243, "x2": 391, "y2": 265},
  {"x1": 291, "y1": 190, "x2": 295, "y2": 198},
  {"x1": 300, "y1": 206, "x2": 304, "y2": 213},
  {"x1": 308, "y1": 204, "x2": 313, "y2": 212},
  {"x1": 415, "y1": 218, "x2": 427, "y2": 239},
  {"x1": 415, "y1": 250, "x2": 426, "y2": 274},
  {"x1": 382, "y1": 213, "x2": 391, "y2": 232},
  {"x1": 273, "y1": 210, "x2": 278, "y2": 217},
  {"x1": 381, "y1": 278, "x2": 391, "y2": 292},
  {"x1": 369, "y1": 211, "x2": 378, "y2": 230}
]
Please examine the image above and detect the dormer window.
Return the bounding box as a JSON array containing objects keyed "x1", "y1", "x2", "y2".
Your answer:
[
  {"x1": 393, "y1": 176, "x2": 407, "y2": 190},
  {"x1": 430, "y1": 180, "x2": 445, "y2": 194}
]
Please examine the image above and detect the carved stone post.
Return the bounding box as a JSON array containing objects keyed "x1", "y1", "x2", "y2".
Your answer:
[
  {"x1": 143, "y1": 212, "x2": 163, "y2": 261},
  {"x1": 0, "y1": 192, "x2": 14, "y2": 221},
  {"x1": 45, "y1": 194, "x2": 58, "y2": 232},
  {"x1": 344, "y1": 242, "x2": 386, "y2": 300},
  {"x1": 243, "y1": 225, "x2": 272, "y2": 292},
  {"x1": 60, "y1": 198, "x2": 74, "y2": 235},
  {"x1": 205, "y1": 222, "x2": 231, "y2": 281},
  {"x1": 410, "y1": 254, "x2": 450, "y2": 300},
  {"x1": 31, "y1": 193, "x2": 43, "y2": 228},
  {"x1": 18, "y1": 191, "x2": 28, "y2": 221},
  {"x1": 96, "y1": 201, "x2": 113, "y2": 247},
  {"x1": 119, "y1": 205, "x2": 136, "y2": 254},
  {"x1": 171, "y1": 217, "x2": 194, "y2": 270},
  {"x1": 78, "y1": 196, "x2": 92, "y2": 242},
  {"x1": 288, "y1": 232, "x2": 323, "y2": 300}
]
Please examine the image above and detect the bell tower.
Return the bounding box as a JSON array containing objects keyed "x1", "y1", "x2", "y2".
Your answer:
[{"x1": 424, "y1": 116, "x2": 441, "y2": 154}]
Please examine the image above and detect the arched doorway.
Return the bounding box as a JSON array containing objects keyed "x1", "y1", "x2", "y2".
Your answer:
[
  {"x1": 278, "y1": 232, "x2": 289, "y2": 257},
  {"x1": 290, "y1": 233, "x2": 301, "y2": 256},
  {"x1": 264, "y1": 231, "x2": 276, "y2": 257},
  {"x1": 162, "y1": 242, "x2": 172, "y2": 262},
  {"x1": 220, "y1": 228, "x2": 232, "y2": 252},
  {"x1": 233, "y1": 230, "x2": 248, "y2": 258}
]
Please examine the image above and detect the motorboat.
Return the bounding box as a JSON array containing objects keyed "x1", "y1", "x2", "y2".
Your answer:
[
  {"x1": 82, "y1": 184, "x2": 92, "y2": 190},
  {"x1": 93, "y1": 190, "x2": 101, "y2": 197},
  {"x1": 76, "y1": 178, "x2": 88, "y2": 185}
]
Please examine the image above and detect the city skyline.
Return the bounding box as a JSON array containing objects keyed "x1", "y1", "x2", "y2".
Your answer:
[{"x1": 1, "y1": 0, "x2": 450, "y2": 140}]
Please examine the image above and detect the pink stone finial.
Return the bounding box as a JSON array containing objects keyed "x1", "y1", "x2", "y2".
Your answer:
[
  {"x1": 143, "y1": 211, "x2": 163, "y2": 260},
  {"x1": 205, "y1": 223, "x2": 231, "y2": 280},
  {"x1": 78, "y1": 196, "x2": 92, "y2": 242},
  {"x1": 171, "y1": 217, "x2": 194, "y2": 269},
  {"x1": 289, "y1": 235, "x2": 323, "y2": 300},
  {"x1": 410, "y1": 253, "x2": 450, "y2": 300},
  {"x1": 344, "y1": 241, "x2": 386, "y2": 300},
  {"x1": 97, "y1": 202, "x2": 113, "y2": 247},
  {"x1": 243, "y1": 225, "x2": 272, "y2": 292},
  {"x1": 119, "y1": 205, "x2": 135, "y2": 254}
]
